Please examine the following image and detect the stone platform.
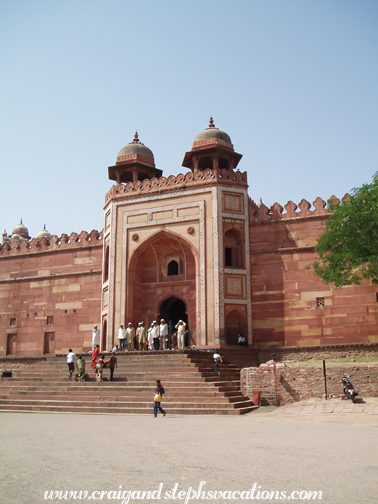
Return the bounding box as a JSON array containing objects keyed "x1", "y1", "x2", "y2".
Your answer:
[{"x1": 0, "y1": 350, "x2": 257, "y2": 415}]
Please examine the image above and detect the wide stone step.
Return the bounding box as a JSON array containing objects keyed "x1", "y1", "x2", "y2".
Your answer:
[
  {"x1": 0, "y1": 404, "x2": 257, "y2": 415},
  {"x1": 0, "y1": 350, "x2": 254, "y2": 416}
]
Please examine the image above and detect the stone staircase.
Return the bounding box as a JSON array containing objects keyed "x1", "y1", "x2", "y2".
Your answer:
[{"x1": 0, "y1": 351, "x2": 257, "y2": 415}]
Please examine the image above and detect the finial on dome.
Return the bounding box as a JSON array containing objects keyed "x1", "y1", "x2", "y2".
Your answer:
[
  {"x1": 20, "y1": 218, "x2": 23, "y2": 224},
  {"x1": 208, "y1": 116, "x2": 215, "y2": 129},
  {"x1": 132, "y1": 131, "x2": 140, "y2": 143}
]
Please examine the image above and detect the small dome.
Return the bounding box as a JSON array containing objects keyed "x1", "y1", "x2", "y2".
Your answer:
[
  {"x1": 117, "y1": 131, "x2": 154, "y2": 162},
  {"x1": 193, "y1": 117, "x2": 232, "y2": 145},
  {"x1": 11, "y1": 219, "x2": 29, "y2": 240},
  {"x1": 11, "y1": 234, "x2": 23, "y2": 242},
  {"x1": 36, "y1": 225, "x2": 51, "y2": 240}
]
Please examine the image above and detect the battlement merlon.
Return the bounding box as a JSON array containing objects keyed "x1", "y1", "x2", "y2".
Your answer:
[
  {"x1": 0, "y1": 229, "x2": 103, "y2": 258},
  {"x1": 104, "y1": 167, "x2": 248, "y2": 206},
  {"x1": 249, "y1": 194, "x2": 348, "y2": 223}
]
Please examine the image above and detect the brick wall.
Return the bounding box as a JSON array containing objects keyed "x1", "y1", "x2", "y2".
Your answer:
[
  {"x1": 0, "y1": 231, "x2": 103, "y2": 356},
  {"x1": 241, "y1": 364, "x2": 378, "y2": 406},
  {"x1": 249, "y1": 207, "x2": 378, "y2": 348}
]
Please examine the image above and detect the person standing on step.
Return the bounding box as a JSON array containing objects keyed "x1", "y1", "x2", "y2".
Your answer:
[
  {"x1": 152, "y1": 321, "x2": 160, "y2": 350},
  {"x1": 106, "y1": 352, "x2": 118, "y2": 381},
  {"x1": 92, "y1": 325, "x2": 99, "y2": 350},
  {"x1": 167, "y1": 320, "x2": 174, "y2": 350},
  {"x1": 126, "y1": 322, "x2": 135, "y2": 351},
  {"x1": 175, "y1": 320, "x2": 186, "y2": 350},
  {"x1": 76, "y1": 355, "x2": 86, "y2": 381},
  {"x1": 118, "y1": 324, "x2": 126, "y2": 350},
  {"x1": 160, "y1": 319, "x2": 168, "y2": 350},
  {"x1": 66, "y1": 349, "x2": 77, "y2": 380},
  {"x1": 153, "y1": 379, "x2": 166, "y2": 418},
  {"x1": 91, "y1": 344, "x2": 100, "y2": 373},
  {"x1": 213, "y1": 352, "x2": 223, "y2": 375},
  {"x1": 137, "y1": 322, "x2": 146, "y2": 351}
]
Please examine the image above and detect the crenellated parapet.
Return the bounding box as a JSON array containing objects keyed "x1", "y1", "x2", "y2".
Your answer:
[
  {"x1": 105, "y1": 167, "x2": 248, "y2": 204},
  {"x1": 248, "y1": 195, "x2": 347, "y2": 223},
  {"x1": 0, "y1": 229, "x2": 103, "y2": 257}
]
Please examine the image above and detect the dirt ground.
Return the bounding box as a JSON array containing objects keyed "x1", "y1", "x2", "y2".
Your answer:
[{"x1": 0, "y1": 399, "x2": 377, "y2": 504}]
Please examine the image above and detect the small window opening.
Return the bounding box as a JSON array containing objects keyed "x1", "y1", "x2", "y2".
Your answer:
[
  {"x1": 316, "y1": 297, "x2": 325, "y2": 308},
  {"x1": 9, "y1": 318, "x2": 16, "y2": 327},
  {"x1": 225, "y1": 248, "x2": 233, "y2": 267},
  {"x1": 167, "y1": 260, "x2": 179, "y2": 276},
  {"x1": 46, "y1": 315, "x2": 54, "y2": 325}
]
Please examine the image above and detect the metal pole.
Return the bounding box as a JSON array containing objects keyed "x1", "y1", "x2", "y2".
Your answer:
[
  {"x1": 323, "y1": 359, "x2": 327, "y2": 400},
  {"x1": 274, "y1": 361, "x2": 278, "y2": 407}
]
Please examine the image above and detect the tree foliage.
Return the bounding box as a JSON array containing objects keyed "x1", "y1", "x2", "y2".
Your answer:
[{"x1": 308, "y1": 173, "x2": 378, "y2": 288}]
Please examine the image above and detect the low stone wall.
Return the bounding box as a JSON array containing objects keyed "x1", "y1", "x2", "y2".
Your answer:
[
  {"x1": 257, "y1": 343, "x2": 378, "y2": 363},
  {"x1": 241, "y1": 364, "x2": 378, "y2": 406}
]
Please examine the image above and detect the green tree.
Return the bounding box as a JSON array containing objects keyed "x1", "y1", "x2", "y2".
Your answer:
[{"x1": 308, "y1": 173, "x2": 378, "y2": 288}]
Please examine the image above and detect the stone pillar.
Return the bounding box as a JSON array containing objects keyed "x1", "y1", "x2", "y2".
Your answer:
[
  {"x1": 212, "y1": 154, "x2": 219, "y2": 171},
  {"x1": 193, "y1": 155, "x2": 199, "y2": 173},
  {"x1": 115, "y1": 170, "x2": 121, "y2": 185}
]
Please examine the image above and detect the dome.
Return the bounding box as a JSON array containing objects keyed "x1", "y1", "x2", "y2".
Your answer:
[
  {"x1": 117, "y1": 131, "x2": 154, "y2": 162},
  {"x1": 193, "y1": 117, "x2": 232, "y2": 145},
  {"x1": 11, "y1": 219, "x2": 29, "y2": 240},
  {"x1": 36, "y1": 225, "x2": 51, "y2": 240},
  {"x1": 11, "y1": 234, "x2": 23, "y2": 242}
]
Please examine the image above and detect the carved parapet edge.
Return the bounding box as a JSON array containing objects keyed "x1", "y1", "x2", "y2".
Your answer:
[
  {"x1": 249, "y1": 194, "x2": 347, "y2": 223},
  {"x1": 0, "y1": 229, "x2": 103, "y2": 258},
  {"x1": 105, "y1": 168, "x2": 248, "y2": 204}
]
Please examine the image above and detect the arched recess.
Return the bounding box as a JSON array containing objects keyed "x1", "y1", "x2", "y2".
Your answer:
[
  {"x1": 126, "y1": 229, "x2": 200, "y2": 344},
  {"x1": 225, "y1": 309, "x2": 246, "y2": 345},
  {"x1": 103, "y1": 244, "x2": 110, "y2": 282},
  {"x1": 101, "y1": 319, "x2": 107, "y2": 351},
  {"x1": 224, "y1": 228, "x2": 244, "y2": 268}
]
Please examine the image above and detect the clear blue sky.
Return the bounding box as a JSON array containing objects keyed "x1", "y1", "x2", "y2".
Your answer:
[{"x1": 1, "y1": 0, "x2": 377, "y2": 238}]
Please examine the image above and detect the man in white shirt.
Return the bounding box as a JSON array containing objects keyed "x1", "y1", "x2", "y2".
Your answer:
[
  {"x1": 160, "y1": 319, "x2": 168, "y2": 350},
  {"x1": 92, "y1": 325, "x2": 99, "y2": 350},
  {"x1": 66, "y1": 349, "x2": 77, "y2": 380},
  {"x1": 152, "y1": 321, "x2": 160, "y2": 350},
  {"x1": 118, "y1": 324, "x2": 126, "y2": 350},
  {"x1": 175, "y1": 320, "x2": 186, "y2": 350}
]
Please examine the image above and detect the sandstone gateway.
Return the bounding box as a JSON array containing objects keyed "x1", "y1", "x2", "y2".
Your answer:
[{"x1": 1, "y1": 119, "x2": 377, "y2": 357}]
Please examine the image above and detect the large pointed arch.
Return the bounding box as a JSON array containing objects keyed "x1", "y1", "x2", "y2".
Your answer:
[{"x1": 125, "y1": 228, "x2": 200, "y2": 344}]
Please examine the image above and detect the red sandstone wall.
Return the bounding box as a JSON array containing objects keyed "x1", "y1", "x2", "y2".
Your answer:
[
  {"x1": 241, "y1": 364, "x2": 378, "y2": 405},
  {"x1": 250, "y1": 206, "x2": 378, "y2": 348},
  {"x1": 0, "y1": 231, "x2": 103, "y2": 356}
]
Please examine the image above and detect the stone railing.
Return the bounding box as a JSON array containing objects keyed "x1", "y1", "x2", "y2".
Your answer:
[
  {"x1": 249, "y1": 194, "x2": 348, "y2": 223},
  {"x1": 0, "y1": 229, "x2": 103, "y2": 257},
  {"x1": 105, "y1": 167, "x2": 248, "y2": 203}
]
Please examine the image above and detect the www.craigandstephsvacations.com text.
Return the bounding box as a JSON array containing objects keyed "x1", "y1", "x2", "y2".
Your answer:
[{"x1": 44, "y1": 482, "x2": 323, "y2": 502}]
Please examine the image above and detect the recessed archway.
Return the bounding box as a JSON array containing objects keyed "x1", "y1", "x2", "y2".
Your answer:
[
  {"x1": 126, "y1": 229, "x2": 199, "y2": 344},
  {"x1": 226, "y1": 309, "x2": 246, "y2": 345}
]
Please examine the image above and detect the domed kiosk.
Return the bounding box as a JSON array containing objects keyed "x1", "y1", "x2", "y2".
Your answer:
[
  {"x1": 108, "y1": 132, "x2": 162, "y2": 184},
  {"x1": 36, "y1": 225, "x2": 52, "y2": 240},
  {"x1": 182, "y1": 117, "x2": 242, "y2": 172},
  {"x1": 11, "y1": 219, "x2": 30, "y2": 241}
]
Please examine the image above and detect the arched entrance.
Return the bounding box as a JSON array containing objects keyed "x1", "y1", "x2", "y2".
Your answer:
[
  {"x1": 159, "y1": 296, "x2": 193, "y2": 346},
  {"x1": 159, "y1": 297, "x2": 187, "y2": 327}
]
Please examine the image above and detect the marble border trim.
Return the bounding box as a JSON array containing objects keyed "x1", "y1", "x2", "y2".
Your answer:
[
  {"x1": 107, "y1": 202, "x2": 116, "y2": 349},
  {"x1": 119, "y1": 199, "x2": 206, "y2": 343},
  {"x1": 217, "y1": 186, "x2": 252, "y2": 345}
]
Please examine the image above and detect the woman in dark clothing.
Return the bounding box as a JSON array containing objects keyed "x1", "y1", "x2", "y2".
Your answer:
[{"x1": 153, "y1": 379, "x2": 166, "y2": 418}]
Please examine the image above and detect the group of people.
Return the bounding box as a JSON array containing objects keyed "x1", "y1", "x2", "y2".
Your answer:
[
  {"x1": 67, "y1": 349, "x2": 166, "y2": 417},
  {"x1": 116, "y1": 319, "x2": 188, "y2": 351},
  {"x1": 66, "y1": 349, "x2": 88, "y2": 381}
]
